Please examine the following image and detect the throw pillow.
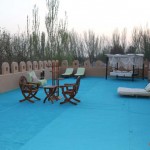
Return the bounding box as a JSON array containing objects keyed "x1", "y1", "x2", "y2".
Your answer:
[{"x1": 32, "y1": 76, "x2": 39, "y2": 82}]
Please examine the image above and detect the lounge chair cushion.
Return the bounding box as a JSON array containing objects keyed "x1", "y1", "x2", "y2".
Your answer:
[
  {"x1": 38, "y1": 79, "x2": 47, "y2": 86},
  {"x1": 110, "y1": 70, "x2": 133, "y2": 77},
  {"x1": 74, "y1": 68, "x2": 85, "y2": 76},
  {"x1": 28, "y1": 71, "x2": 37, "y2": 82},
  {"x1": 118, "y1": 87, "x2": 150, "y2": 97},
  {"x1": 31, "y1": 76, "x2": 39, "y2": 82},
  {"x1": 61, "y1": 68, "x2": 74, "y2": 77},
  {"x1": 145, "y1": 83, "x2": 150, "y2": 92}
]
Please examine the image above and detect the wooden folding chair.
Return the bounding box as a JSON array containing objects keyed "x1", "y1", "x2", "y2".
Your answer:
[
  {"x1": 19, "y1": 76, "x2": 40, "y2": 103},
  {"x1": 60, "y1": 76, "x2": 81, "y2": 105}
]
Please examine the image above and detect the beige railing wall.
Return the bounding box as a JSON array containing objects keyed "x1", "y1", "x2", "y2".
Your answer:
[
  {"x1": 0, "y1": 60, "x2": 52, "y2": 93},
  {"x1": 0, "y1": 59, "x2": 149, "y2": 93}
]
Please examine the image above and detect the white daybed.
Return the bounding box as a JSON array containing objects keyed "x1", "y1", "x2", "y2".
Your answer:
[
  {"x1": 105, "y1": 54, "x2": 144, "y2": 80},
  {"x1": 118, "y1": 84, "x2": 150, "y2": 97},
  {"x1": 110, "y1": 70, "x2": 133, "y2": 77}
]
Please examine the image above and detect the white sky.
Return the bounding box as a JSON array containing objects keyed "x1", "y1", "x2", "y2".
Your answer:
[{"x1": 0, "y1": 0, "x2": 150, "y2": 37}]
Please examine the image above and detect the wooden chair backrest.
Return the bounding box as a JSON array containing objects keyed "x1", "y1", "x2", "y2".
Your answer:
[
  {"x1": 75, "y1": 76, "x2": 81, "y2": 94},
  {"x1": 19, "y1": 76, "x2": 28, "y2": 90}
]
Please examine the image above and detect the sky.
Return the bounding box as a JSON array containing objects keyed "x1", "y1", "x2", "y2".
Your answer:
[{"x1": 0, "y1": 0, "x2": 150, "y2": 37}]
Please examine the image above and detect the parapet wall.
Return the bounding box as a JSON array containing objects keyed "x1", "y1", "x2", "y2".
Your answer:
[
  {"x1": 0, "y1": 59, "x2": 149, "y2": 93},
  {"x1": 0, "y1": 69, "x2": 52, "y2": 93},
  {"x1": 0, "y1": 60, "x2": 52, "y2": 93}
]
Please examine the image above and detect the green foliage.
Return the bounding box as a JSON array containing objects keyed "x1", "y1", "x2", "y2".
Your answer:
[
  {"x1": 41, "y1": 32, "x2": 45, "y2": 60},
  {"x1": 126, "y1": 46, "x2": 136, "y2": 54},
  {"x1": 110, "y1": 29, "x2": 125, "y2": 54},
  {"x1": 110, "y1": 45, "x2": 124, "y2": 54}
]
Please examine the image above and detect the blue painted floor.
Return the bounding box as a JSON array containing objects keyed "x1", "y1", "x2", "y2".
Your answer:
[{"x1": 0, "y1": 77, "x2": 150, "y2": 150}]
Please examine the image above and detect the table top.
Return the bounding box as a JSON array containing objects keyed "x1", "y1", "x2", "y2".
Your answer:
[{"x1": 43, "y1": 85, "x2": 57, "y2": 89}]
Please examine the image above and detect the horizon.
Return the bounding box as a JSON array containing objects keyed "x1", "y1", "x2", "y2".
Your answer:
[{"x1": 0, "y1": 0, "x2": 150, "y2": 38}]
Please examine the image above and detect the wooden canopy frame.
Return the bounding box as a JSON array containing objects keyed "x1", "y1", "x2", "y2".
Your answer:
[{"x1": 105, "y1": 54, "x2": 144, "y2": 81}]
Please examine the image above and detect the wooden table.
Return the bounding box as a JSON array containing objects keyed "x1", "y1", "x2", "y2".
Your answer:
[{"x1": 43, "y1": 85, "x2": 58, "y2": 103}]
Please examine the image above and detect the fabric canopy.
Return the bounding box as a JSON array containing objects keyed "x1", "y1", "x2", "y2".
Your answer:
[{"x1": 106, "y1": 54, "x2": 144, "y2": 69}]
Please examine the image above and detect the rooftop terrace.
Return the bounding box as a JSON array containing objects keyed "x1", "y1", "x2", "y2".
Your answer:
[{"x1": 0, "y1": 77, "x2": 150, "y2": 150}]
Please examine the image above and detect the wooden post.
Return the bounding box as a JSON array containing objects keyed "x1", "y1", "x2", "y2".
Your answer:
[
  {"x1": 132, "y1": 65, "x2": 134, "y2": 81},
  {"x1": 105, "y1": 57, "x2": 108, "y2": 79},
  {"x1": 52, "y1": 61, "x2": 55, "y2": 86},
  {"x1": 56, "y1": 60, "x2": 59, "y2": 97},
  {"x1": 142, "y1": 63, "x2": 144, "y2": 80}
]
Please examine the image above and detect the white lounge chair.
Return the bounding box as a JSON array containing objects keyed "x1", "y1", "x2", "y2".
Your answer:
[
  {"x1": 74, "y1": 67, "x2": 85, "y2": 77},
  {"x1": 61, "y1": 68, "x2": 74, "y2": 77},
  {"x1": 118, "y1": 83, "x2": 150, "y2": 97}
]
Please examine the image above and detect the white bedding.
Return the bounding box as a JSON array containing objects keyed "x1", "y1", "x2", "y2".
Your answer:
[
  {"x1": 110, "y1": 70, "x2": 133, "y2": 77},
  {"x1": 118, "y1": 87, "x2": 150, "y2": 97}
]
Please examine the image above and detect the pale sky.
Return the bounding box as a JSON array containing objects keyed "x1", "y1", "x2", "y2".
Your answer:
[{"x1": 0, "y1": 0, "x2": 150, "y2": 37}]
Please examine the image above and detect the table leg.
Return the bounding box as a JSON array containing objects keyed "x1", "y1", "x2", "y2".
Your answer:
[{"x1": 43, "y1": 86, "x2": 57, "y2": 103}]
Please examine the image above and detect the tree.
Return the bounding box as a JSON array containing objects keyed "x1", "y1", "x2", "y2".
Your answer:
[
  {"x1": 121, "y1": 28, "x2": 127, "y2": 52},
  {"x1": 131, "y1": 27, "x2": 142, "y2": 53},
  {"x1": 55, "y1": 14, "x2": 69, "y2": 61},
  {"x1": 41, "y1": 32, "x2": 46, "y2": 60},
  {"x1": 32, "y1": 5, "x2": 40, "y2": 60},
  {"x1": 110, "y1": 29, "x2": 124, "y2": 54},
  {"x1": 140, "y1": 28, "x2": 150, "y2": 60},
  {"x1": 84, "y1": 30, "x2": 100, "y2": 63},
  {"x1": 126, "y1": 46, "x2": 136, "y2": 54},
  {"x1": 45, "y1": 0, "x2": 59, "y2": 59}
]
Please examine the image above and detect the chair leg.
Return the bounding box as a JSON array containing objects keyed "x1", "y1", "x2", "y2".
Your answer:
[
  {"x1": 60, "y1": 88, "x2": 80, "y2": 105},
  {"x1": 19, "y1": 99, "x2": 26, "y2": 103},
  {"x1": 73, "y1": 97, "x2": 80, "y2": 102},
  {"x1": 33, "y1": 95, "x2": 40, "y2": 100},
  {"x1": 60, "y1": 99, "x2": 68, "y2": 104},
  {"x1": 60, "y1": 98, "x2": 77, "y2": 105},
  {"x1": 27, "y1": 99, "x2": 35, "y2": 103},
  {"x1": 69, "y1": 100, "x2": 77, "y2": 105},
  {"x1": 31, "y1": 92, "x2": 40, "y2": 100},
  {"x1": 20, "y1": 92, "x2": 40, "y2": 103},
  {"x1": 60, "y1": 93, "x2": 78, "y2": 105},
  {"x1": 19, "y1": 99, "x2": 34, "y2": 103}
]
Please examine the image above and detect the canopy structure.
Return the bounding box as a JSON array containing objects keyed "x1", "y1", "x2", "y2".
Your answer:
[{"x1": 105, "y1": 54, "x2": 144, "y2": 80}]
